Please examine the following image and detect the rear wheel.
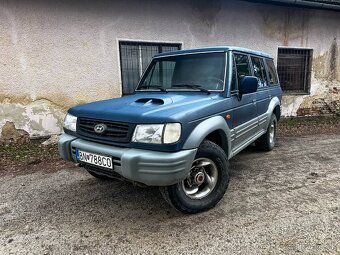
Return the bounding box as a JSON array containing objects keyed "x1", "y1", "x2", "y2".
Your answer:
[
  {"x1": 255, "y1": 114, "x2": 277, "y2": 151},
  {"x1": 160, "y1": 140, "x2": 230, "y2": 214}
]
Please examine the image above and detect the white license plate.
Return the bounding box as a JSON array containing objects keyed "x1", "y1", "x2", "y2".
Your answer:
[{"x1": 76, "y1": 149, "x2": 113, "y2": 169}]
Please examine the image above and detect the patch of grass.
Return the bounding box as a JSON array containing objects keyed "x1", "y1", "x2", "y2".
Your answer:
[
  {"x1": 0, "y1": 138, "x2": 76, "y2": 177},
  {"x1": 0, "y1": 139, "x2": 58, "y2": 163},
  {"x1": 278, "y1": 115, "x2": 340, "y2": 137},
  {"x1": 280, "y1": 115, "x2": 339, "y2": 127}
]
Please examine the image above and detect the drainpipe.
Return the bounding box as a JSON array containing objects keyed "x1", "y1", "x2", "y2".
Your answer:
[
  {"x1": 243, "y1": 0, "x2": 340, "y2": 11},
  {"x1": 273, "y1": 0, "x2": 340, "y2": 11}
]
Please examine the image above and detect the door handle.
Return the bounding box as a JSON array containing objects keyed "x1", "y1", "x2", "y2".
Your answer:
[{"x1": 252, "y1": 99, "x2": 256, "y2": 104}]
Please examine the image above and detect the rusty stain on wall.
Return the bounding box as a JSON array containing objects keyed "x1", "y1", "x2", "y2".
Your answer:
[
  {"x1": 283, "y1": 10, "x2": 290, "y2": 46},
  {"x1": 294, "y1": 39, "x2": 340, "y2": 116},
  {"x1": 259, "y1": 6, "x2": 310, "y2": 47},
  {"x1": 313, "y1": 40, "x2": 340, "y2": 82},
  {"x1": 314, "y1": 38, "x2": 340, "y2": 81},
  {"x1": 329, "y1": 38, "x2": 338, "y2": 81},
  {"x1": 189, "y1": 0, "x2": 222, "y2": 37},
  {"x1": 0, "y1": 92, "x2": 108, "y2": 110},
  {"x1": 313, "y1": 54, "x2": 329, "y2": 80},
  {"x1": 0, "y1": 94, "x2": 32, "y2": 105}
]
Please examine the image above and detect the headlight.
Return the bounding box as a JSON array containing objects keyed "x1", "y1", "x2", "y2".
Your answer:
[
  {"x1": 132, "y1": 124, "x2": 164, "y2": 144},
  {"x1": 63, "y1": 113, "x2": 77, "y2": 132},
  {"x1": 132, "y1": 123, "x2": 181, "y2": 144},
  {"x1": 163, "y1": 123, "x2": 181, "y2": 144}
]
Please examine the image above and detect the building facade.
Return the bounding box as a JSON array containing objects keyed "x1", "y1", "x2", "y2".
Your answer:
[{"x1": 1, "y1": 0, "x2": 340, "y2": 137}]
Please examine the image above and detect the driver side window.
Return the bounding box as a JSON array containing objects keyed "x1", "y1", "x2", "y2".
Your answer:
[
  {"x1": 235, "y1": 53, "x2": 251, "y2": 84},
  {"x1": 231, "y1": 53, "x2": 251, "y2": 92}
]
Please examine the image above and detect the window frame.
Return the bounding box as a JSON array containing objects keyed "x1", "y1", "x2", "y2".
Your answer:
[
  {"x1": 136, "y1": 51, "x2": 228, "y2": 93},
  {"x1": 231, "y1": 52, "x2": 252, "y2": 95},
  {"x1": 249, "y1": 55, "x2": 269, "y2": 89},
  {"x1": 264, "y1": 58, "x2": 280, "y2": 87},
  {"x1": 277, "y1": 47, "x2": 313, "y2": 95},
  {"x1": 230, "y1": 54, "x2": 239, "y2": 94},
  {"x1": 119, "y1": 41, "x2": 182, "y2": 95}
]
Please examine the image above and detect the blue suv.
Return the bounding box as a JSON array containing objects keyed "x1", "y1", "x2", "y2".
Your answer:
[{"x1": 59, "y1": 47, "x2": 282, "y2": 213}]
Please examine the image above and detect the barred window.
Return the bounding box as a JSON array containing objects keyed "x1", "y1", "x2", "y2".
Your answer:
[
  {"x1": 277, "y1": 48, "x2": 312, "y2": 94},
  {"x1": 119, "y1": 41, "x2": 181, "y2": 95}
]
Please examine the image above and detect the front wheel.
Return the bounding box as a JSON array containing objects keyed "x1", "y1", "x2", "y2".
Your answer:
[{"x1": 160, "y1": 140, "x2": 230, "y2": 214}]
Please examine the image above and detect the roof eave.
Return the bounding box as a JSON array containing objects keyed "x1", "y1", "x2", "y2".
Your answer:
[{"x1": 241, "y1": 0, "x2": 340, "y2": 12}]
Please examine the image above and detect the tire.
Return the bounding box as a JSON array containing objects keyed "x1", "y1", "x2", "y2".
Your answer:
[
  {"x1": 255, "y1": 114, "x2": 277, "y2": 151},
  {"x1": 160, "y1": 140, "x2": 230, "y2": 214}
]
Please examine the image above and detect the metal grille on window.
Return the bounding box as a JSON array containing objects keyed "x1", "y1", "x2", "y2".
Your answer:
[
  {"x1": 119, "y1": 41, "x2": 181, "y2": 95},
  {"x1": 277, "y1": 48, "x2": 312, "y2": 94}
]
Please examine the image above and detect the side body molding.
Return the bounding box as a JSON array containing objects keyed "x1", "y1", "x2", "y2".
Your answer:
[{"x1": 182, "y1": 116, "x2": 232, "y2": 159}]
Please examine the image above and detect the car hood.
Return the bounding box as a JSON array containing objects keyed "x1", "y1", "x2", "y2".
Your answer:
[{"x1": 68, "y1": 92, "x2": 221, "y2": 123}]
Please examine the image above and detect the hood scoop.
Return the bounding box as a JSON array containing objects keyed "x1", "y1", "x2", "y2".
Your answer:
[{"x1": 134, "y1": 98, "x2": 164, "y2": 106}]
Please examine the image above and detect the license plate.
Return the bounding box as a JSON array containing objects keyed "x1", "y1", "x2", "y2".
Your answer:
[{"x1": 76, "y1": 149, "x2": 113, "y2": 169}]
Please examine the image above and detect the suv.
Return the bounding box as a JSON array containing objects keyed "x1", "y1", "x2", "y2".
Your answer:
[{"x1": 59, "y1": 46, "x2": 282, "y2": 214}]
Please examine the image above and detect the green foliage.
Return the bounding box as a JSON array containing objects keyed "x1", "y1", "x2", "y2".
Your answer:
[{"x1": 0, "y1": 139, "x2": 57, "y2": 163}]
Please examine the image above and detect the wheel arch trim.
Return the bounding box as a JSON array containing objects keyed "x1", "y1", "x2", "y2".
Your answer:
[
  {"x1": 268, "y1": 96, "x2": 281, "y2": 119},
  {"x1": 183, "y1": 116, "x2": 231, "y2": 159}
]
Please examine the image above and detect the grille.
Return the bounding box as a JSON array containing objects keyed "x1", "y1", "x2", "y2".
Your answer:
[
  {"x1": 77, "y1": 118, "x2": 134, "y2": 143},
  {"x1": 84, "y1": 164, "x2": 123, "y2": 179}
]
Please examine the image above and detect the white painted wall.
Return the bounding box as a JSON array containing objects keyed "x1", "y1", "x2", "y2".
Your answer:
[{"x1": 0, "y1": 0, "x2": 339, "y2": 137}]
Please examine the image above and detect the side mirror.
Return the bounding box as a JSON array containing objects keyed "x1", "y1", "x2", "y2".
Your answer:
[{"x1": 238, "y1": 76, "x2": 258, "y2": 100}]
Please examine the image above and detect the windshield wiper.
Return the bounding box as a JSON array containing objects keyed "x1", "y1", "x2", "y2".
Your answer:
[
  {"x1": 138, "y1": 85, "x2": 167, "y2": 93},
  {"x1": 172, "y1": 84, "x2": 210, "y2": 94}
]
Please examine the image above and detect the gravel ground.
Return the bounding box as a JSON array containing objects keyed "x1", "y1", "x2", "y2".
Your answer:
[{"x1": 1, "y1": 134, "x2": 340, "y2": 254}]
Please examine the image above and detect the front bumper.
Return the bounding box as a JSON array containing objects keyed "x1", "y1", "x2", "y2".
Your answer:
[{"x1": 58, "y1": 134, "x2": 197, "y2": 186}]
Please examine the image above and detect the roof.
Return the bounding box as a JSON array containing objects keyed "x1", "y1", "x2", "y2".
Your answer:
[
  {"x1": 154, "y1": 46, "x2": 272, "y2": 59},
  {"x1": 243, "y1": 0, "x2": 340, "y2": 11}
]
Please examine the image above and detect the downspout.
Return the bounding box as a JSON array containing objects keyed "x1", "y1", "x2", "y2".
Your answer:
[{"x1": 268, "y1": 0, "x2": 340, "y2": 11}]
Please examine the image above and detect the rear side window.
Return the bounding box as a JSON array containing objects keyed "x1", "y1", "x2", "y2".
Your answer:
[
  {"x1": 233, "y1": 53, "x2": 251, "y2": 86},
  {"x1": 251, "y1": 56, "x2": 267, "y2": 88},
  {"x1": 265, "y1": 59, "x2": 279, "y2": 85}
]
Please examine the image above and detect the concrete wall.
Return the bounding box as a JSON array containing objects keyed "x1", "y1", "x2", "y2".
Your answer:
[{"x1": 1, "y1": 0, "x2": 340, "y2": 137}]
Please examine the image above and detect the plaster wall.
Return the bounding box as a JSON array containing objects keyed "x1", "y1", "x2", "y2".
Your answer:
[{"x1": 0, "y1": 0, "x2": 339, "y2": 137}]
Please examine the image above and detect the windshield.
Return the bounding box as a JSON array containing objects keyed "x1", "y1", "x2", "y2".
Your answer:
[{"x1": 136, "y1": 52, "x2": 226, "y2": 92}]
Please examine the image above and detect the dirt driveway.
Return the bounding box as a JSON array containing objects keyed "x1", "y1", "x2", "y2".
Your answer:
[{"x1": 1, "y1": 134, "x2": 340, "y2": 254}]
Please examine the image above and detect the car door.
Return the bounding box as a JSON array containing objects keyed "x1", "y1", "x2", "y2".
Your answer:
[
  {"x1": 230, "y1": 53, "x2": 257, "y2": 152},
  {"x1": 250, "y1": 56, "x2": 271, "y2": 132}
]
